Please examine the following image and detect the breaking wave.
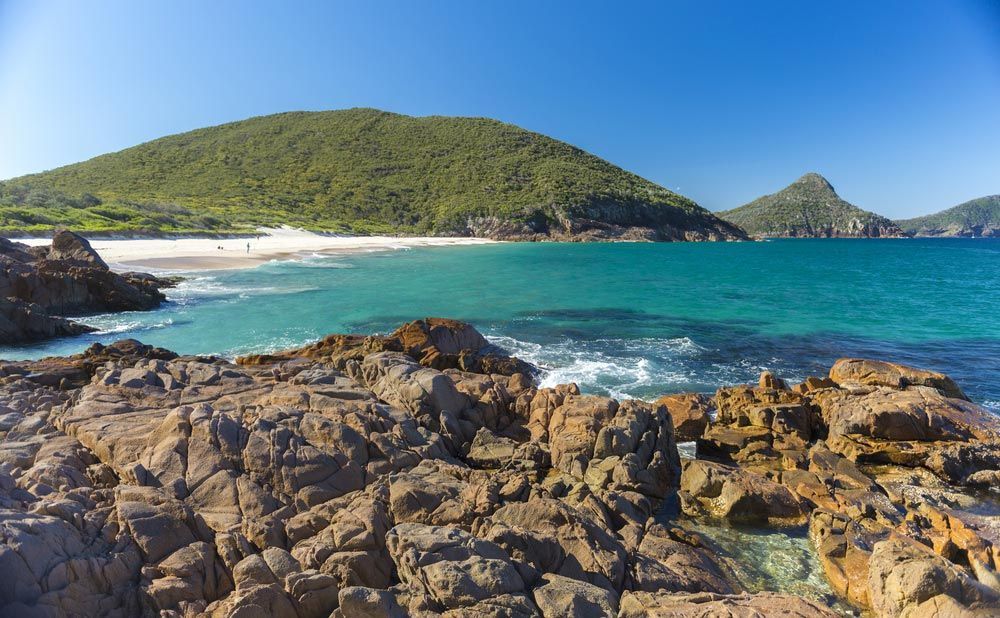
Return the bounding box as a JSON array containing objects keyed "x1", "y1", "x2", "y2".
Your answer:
[{"x1": 487, "y1": 333, "x2": 727, "y2": 400}]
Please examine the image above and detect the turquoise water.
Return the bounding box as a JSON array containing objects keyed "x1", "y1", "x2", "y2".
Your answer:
[{"x1": 2, "y1": 238, "x2": 999, "y2": 410}]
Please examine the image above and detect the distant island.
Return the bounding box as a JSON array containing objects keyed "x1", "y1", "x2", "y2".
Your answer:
[
  {"x1": 0, "y1": 108, "x2": 745, "y2": 242},
  {"x1": 896, "y1": 195, "x2": 1000, "y2": 237},
  {"x1": 717, "y1": 173, "x2": 905, "y2": 239}
]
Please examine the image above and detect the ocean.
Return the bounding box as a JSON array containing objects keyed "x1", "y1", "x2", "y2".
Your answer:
[{"x1": 3, "y1": 238, "x2": 999, "y2": 411}]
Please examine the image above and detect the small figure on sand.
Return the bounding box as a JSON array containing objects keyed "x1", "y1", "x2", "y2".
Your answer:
[{"x1": 247, "y1": 242, "x2": 251, "y2": 254}]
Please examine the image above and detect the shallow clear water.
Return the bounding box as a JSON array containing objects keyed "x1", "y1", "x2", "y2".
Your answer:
[
  {"x1": 681, "y1": 520, "x2": 849, "y2": 612},
  {"x1": 3, "y1": 238, "x2": 999, "y2": 410}
]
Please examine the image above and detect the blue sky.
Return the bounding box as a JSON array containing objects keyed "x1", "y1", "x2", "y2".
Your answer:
[{"x1": 0, "y1": 0, "x2": 998, "y2": 218}]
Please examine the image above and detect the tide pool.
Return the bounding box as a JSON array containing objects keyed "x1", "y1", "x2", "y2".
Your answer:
[{"x1": 3, "y1": 238, "x2": 999, "y2": 410}]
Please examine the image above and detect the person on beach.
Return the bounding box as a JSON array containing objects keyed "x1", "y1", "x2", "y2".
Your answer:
[{"x1": 247, "y1": 242, "x2": 250, "y2": 254}]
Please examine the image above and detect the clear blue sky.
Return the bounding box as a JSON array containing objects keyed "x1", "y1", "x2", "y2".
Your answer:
[{"x1": 1, "y1": 0, "x2": 998, "y2": 217}]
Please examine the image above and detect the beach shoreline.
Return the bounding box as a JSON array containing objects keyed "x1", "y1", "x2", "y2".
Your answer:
[{"x1": 16, "y1": 227, "x2": 497, "y2": 271}]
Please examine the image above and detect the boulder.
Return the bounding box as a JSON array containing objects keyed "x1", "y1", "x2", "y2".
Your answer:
[
  {"x1": 534, "y1": 395, "x2": 681, "y2": 499},
  {"x1": 385, "y1": 523, "x2": 530, "y2": 613},
  {"x1": 47, "y1": 230, "x2": 109, "y2": 268},
  {"x1": 0, "y1": 297, "x2": 95, "y2": 343},
  {"x1": 628, "y1": 523, "x2": 736, "y2": 594},
  {"x1": 679, "y1": 459, "x2": 808, "y2": 523},
  {"x1": 474, "y1": 498, "x2": 628, "y2": 592},
  {"x1": 654, "y1": 393, "x2": 711, "y2": 442},
  {"x1": 532, "y1": 573, "x2": 618, "y2": 617},
  {"x1": 868, "y1": 535, "x2": 1000, "y2": 618},
  {"x1": 830, "y1": 358, "x2": 968, "y2": 400},
  {"x1": 0, "y1": 231, "x2": 173, "y2": 343}
]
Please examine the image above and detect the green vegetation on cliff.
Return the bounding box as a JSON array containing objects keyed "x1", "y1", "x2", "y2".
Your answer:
[
  {"x1": 895, "y1": 195, "x2": 1000, "y2": 237},
  {"x1": 717, "y1": 173, "x2": 904, "y2": 238},
  {"x1": 0, "y1": 108, "x2": 741, "y2": 239}
]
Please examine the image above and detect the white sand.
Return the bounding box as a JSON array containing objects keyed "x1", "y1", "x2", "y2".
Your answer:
[{"x1": 18, "y1": 227, "x2": 496, "y2": 271}]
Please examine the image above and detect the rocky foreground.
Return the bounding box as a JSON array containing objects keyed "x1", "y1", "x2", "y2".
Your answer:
[
  {"x1": 0, "y1": 231, "x2": 175, "y2": 344},
  {"x1": 1, "y1": 319, "x2": 999, "y2": 617}
]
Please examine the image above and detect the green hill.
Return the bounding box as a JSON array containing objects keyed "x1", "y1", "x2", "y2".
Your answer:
[
  {"x1": 896, "y1": 195, "x2": 1000, "y2": 237},
  {"x1": 0, "y1": 108, "x2": 745, "y2": 241},
  {"x1": 717, "y1": 173, "x2": 905, "y2": 238}
]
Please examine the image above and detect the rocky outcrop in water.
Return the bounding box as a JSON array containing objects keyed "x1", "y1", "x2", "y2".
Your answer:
[
  {"x1": 1, "y1": 320, "x2": 998, "y2": 616},
  {"x1": 0, "y1": 231, "x2": 176, "y2": 344},
  {"x1": 685, "y1": 357, "x2": 1000, "y2": 616}
]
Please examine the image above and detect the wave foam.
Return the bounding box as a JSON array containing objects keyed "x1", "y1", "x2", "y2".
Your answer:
[
  {"x1": 86, "y1": 318, "x2": 175, "y2": 335},
  {"x1": 168, "y1": 276, "x2": 320, "y2": 302},
  {"x1": 487, "y1": 333, "x2": 695, "y2": 400}
]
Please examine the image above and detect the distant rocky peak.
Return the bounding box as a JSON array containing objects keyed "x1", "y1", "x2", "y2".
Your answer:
[{"x1": 790, "y1": 172, "x2": 837, "y2": 196}]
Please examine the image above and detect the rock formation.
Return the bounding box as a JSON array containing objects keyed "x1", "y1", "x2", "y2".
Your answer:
[
  {"x1": 685, "y1": 357, "x2": 1000, "y2": 616},
  {"x1": 1, "y1": 319, "x2": 998, "y2": 616},
  {"x1": 0, "y1": 231, "x2": 175, "y2": 344}
]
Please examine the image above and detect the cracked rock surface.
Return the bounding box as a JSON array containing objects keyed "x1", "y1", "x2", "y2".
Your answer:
[{"x1": 1, "y1": 320, "x2": 997, "y2": 616}]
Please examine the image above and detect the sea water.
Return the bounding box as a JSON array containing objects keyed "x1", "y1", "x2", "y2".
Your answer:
[
  {"x1": 6, "y1": 237, "x2": 997, "y2": 613},
  {"x1": 3, "y1": 238, "x2": 999, "y2": 411}
]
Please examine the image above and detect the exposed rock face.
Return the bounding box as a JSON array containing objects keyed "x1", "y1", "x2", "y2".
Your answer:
[
  {"x1": 867, "y1": 535, "x2": 999, "y2": 618},
  {"x1": 464, "y1": 208, "x2": 749, "y2": 242},
  {"x1": 690, "y1": 359, "x2": 1000, "y2": 616},
  {"x1": 654, "y1": 392, "x2": 712, "y2": 441},
  {"x1": 617, "y1": 591, "x2": 842, "y2": 617},
  {"x1": 0, "y1": 297, "x2": 95, "y2": 343},
  {"x1": 240, "y1": 317, "x2": 534, "y2": 377},
  {"x1": 829, "y1": 358, "x2": 968, "y2": 400},
  {"x1": 679, "y1": 459, "x2": 808, "y2": 523},
  {"x1": 1, "y1": 319, "x2": 742, "y2": 618},
  {"x1": 3, "y1": 322, "x2": 999, "y2": 617},
  {"x1": 0, "y1": 231, "x2": 175, "y2": 344}
]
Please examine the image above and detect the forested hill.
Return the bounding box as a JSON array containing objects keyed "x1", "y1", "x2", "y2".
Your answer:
[
  {"x1": 896, "y1": 195, "x2": 1000, "y2": 237},
  {"x1": 717, "y1": 173, "x2": 904, "y2": 238},
  {"x1": 0, "y1": 108, "x2": 745, "y2": 241}
]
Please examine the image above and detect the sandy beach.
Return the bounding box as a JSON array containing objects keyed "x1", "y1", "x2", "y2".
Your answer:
[{"x1": 18, "y1": 227, "x2": 496, "y2": 271}]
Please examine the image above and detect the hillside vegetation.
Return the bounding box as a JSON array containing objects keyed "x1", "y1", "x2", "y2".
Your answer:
[
  {"x1": 896, "y1": 195, "x2": 1000, "y2": 237},
  {"x1": 717, "y1": 173, "x2": 904, "y2": 238},
  {"x1": 0, "y1": 108, "x2": 744, "y2": 240}
]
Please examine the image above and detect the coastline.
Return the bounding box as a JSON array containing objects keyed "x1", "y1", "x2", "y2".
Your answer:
[
  {"x1": 15, "y1": 227, "x2": 497, "y2": 271},
  {"x1": 4, "y1": 318, "x2": 999, "y2": 616}
]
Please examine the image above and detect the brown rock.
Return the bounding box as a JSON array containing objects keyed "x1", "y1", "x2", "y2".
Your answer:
[
  {"x1": 830, "y1": 358, "x2": 968, "y2": 400},
  {"x1": 679, "y1": 459, "x2": 808, "y2": 523},
  {"x1": 654, "y1": 393, "x2": 711, "y2": 442},
  {"x1": 532, "y1": 573, "x2": 618, "y2": 617},
  {"x1": 629, "y1": 523, "x2": 736, "y2": 594},
  {"x1": 868, "y1": 535, "x2": 1000, "y2": 618},
  {"x1": 474, "y1": 497, "x2": 628, "y2": 592},
  {"x1": 617, "y1": 590, "x2": 842, "y2": 617},
  {"x1": 758, "y1": 370, "x2": 788, "y2": 390}
]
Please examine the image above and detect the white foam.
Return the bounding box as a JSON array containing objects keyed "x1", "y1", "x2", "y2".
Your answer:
[
  {"x1": 167, "y1": 276, "x2": 320, "y2": 301},
  {"x1": 80, "y1": 316, "x2": 175, "y2": 335},
  {"x1": 487, "y1": 333, "x2": 694, "y2": 400}
]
